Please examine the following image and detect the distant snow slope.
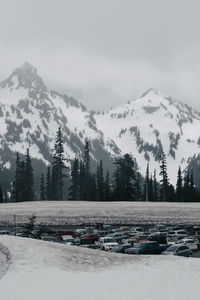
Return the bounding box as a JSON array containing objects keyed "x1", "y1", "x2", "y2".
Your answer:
[
  {"x1": 0, "y1": 236, "x2": 200, "y2": 300},
  {"x1": 95, "y1": 88, "x2": 200, "y2": 184},
  {"x1": 1, "y1": 63, "x2": 200, "y2": 185},
  {"x1": 0, "y1": 201, "x2": 200, "y2": 225},
  {"x1": 0, "y1": 62, "x2": 120, "y2": 173}
]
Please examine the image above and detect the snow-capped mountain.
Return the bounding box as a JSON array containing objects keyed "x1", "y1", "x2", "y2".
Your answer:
[
  {"x1": 0, "y1": 62, "x2": 120, "y2": 182},
  {"x1": 0, "y1": 62, "x2": 200, "y2": 187},
  {"x1": 95, "y1": 88, "x2": 200, "y2": 184}
]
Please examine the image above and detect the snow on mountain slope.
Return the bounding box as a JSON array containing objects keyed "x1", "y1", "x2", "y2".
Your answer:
[
  {"x1": 0, "y1": 62, "x2": 120, "y2": 171},
  {"x1": 0, "y1": 62, "x2": 200, "y2": 186},
  {"x1": 95, "y1": 88, "x2": 200, "y2": 184}
]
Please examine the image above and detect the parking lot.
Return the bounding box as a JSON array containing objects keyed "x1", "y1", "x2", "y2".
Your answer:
[{"x1": 2, "y1": 222, "x2": 200, "y2": 258}]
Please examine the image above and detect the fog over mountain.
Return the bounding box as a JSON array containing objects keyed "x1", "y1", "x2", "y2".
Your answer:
[{"x1": 1, "y1": 0, "x2": 200, "y2": 110}]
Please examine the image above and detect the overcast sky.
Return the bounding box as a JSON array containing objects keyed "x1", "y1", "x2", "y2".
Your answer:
[{"x1": 1, "y1": 0, "x2": 200, "y2": 110}]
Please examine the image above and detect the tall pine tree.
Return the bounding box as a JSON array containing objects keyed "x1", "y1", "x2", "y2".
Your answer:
[
  {"x1": 45, "y1": 166, "x2": 51, "y2": 200},
  {"x1": 96, "y1": 160, "x2": 104, "y2": 201},
  {"x1": 159, "y1": 153, "x2": 169, "y2": 202},
  {"x1": 24, "y1": 148, "x2": 34, "y2": 201},
  {"x1": 52, "y1": 127, "x2": 67, "y2": 200},
  {"x1": 0, "y1": 185, "x2": 4, "y2": 203},
  {"x1": 176, "y1": 166, "x2": 183, "y2": 202},
  {"x1": 104, "y1": 171, "x2": 111, "y2": 201},
  {"x1": 134, "y1": 172, "x2": 142, "y2": 201},
  {"x1": 68, "y1": 158, "x2": 79, "y2": 200},
  {"x1": 39, "y1": 174, "x2": 45, "y2": 201}
]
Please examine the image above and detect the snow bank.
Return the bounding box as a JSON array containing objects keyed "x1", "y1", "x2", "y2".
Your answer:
[
  {"x1": 0, "y1": 236, "x2": 200, "y2": 300},
  {"x1": 0, "y1": 201, "x2": 200, "y2": 225}
]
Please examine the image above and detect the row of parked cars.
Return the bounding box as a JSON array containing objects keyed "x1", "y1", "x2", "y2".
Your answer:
[{"x1": 7, "y1": 223, "x2": 200, "y2": 257}]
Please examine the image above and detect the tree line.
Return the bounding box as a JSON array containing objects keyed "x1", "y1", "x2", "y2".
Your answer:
[{"x1": 1, "y1": 127, "x2": 200, "y2": 202}]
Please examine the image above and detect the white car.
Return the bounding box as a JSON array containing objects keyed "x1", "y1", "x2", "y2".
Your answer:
[
  {"x1": 166, "y1": 236, "x2": 179, "y2": 245},
  {"x1": 62, "y1": 237, "x2": 75, "y2": 245},
  {"x1": 98, "y1": 237, "x2": 118, "y2": 251},
  {"x1": 178, "y1": 238, "x2": 198, "y2": 251}
]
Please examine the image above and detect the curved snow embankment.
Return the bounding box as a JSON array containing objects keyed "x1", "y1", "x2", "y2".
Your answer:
[
  {"x1": 0, "y1": 242, "x2": 10, "y2": 280},
  {"x1": 0, "y1": 236, "x2": 200, "y2": 300}
]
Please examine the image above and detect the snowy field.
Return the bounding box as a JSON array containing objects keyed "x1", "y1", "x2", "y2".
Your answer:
[
  {"x1": 0, "y1": 236, "x2": 200, "y2": 300},
  {"x1": 0, "y1": 201, "x2": 200, "y2": 225}
]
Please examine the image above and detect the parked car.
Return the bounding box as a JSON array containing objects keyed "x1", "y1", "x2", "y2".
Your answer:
[
  {"x1": 80, "y1": 233, "x2": 99, "y2": 242},
  {"x1": 149, "y1": 233, "x2": 167, "y2": 244},
  {"x1": 30, "y1": 226, "x2": 42, "y2": 239},
  {"x1": 130, "y1": 227, "x2": 144, "y2": 234},
  {"x1": 74, "y1": 229, "x2": 87, "y2": 237},
  {"x1": 10, "y1": 226, "x2": 30, "y2": 237},
  {"x1": 63, "y1": 237, "x2": 75, "y2": 245},
  {"x1": 162, "y1": 245, "x2": 193, "y2": 257},
  {"x1": 98, "y1": 237, "x2": 118, "y2": 250},
  {"x1": 135, "y1": 235, "x2": 149, "y2": 242},
  {"x1": 73, "y1": 238, "x2": 94, "y2": 246},
  {"x1": 111, "y1": 244, "x2": 133, "y2": 253},
  {"x1": 174, "y1": 230, "x2": 189, "y2": 238},
  {"x1": 125, "y1": 241, "x2": 164, "y2": 255},
  {"x1": 41, "y1": 235, "x2": 58, "y2": 242},
  {"x1": 178, "y1": 238, "x2": 198, "y2": 251},
  {"x1": 166, "y1": 236, "x2": 179, "y2": 245},
  {"x1": 79, "y1": 244, "x2": 101, "y2": 250},
  {"x1": 106, "y1": 233, "x2": 126, "y2": 243}
]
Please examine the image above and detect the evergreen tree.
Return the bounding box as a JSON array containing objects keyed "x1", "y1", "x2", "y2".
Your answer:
[
  {"x1": 113, "y1": 153, "x2": 135, "y2": 201},
  {"x1": 112, "y1": 165, "x2": 122, "y2": 200},
  {"x1": 83, "y1": 140, "x2": 91, "y2": 200},
  {"x1": 159, "y1": 153, "x2": 169, "y2": 202},
  {"x1": 52, "y1": 127, "x2": 67, "y2": 200},
  {"x1": 68, "y1": 158, "x2": 79, "y2": 200},
  {"x1": 79, "y1": 160, "x2": 86, "y2": 200},
  {"x1": 51, "y1": 164, "x2": 59, "y2": 200},
  {"x1": 148, "y1": 174, "x2": 154, "y2": 202},
  {"x1": 176, "y1": 166, "x2": 183, "y2": 202},
  {"x1": 0, "y1": 185, "x2": 4, "y2": 203},
  {"x1": 39, "y1": 174, "x2": 45, "y2": 201},
  {"x1": 96, "y1": 160, "x2": 104, "y2": 201},
  {"x1": 18, "y1": 160, "x2": 26, "y2": 202},
  {"x1": 134, "y1": 172, "x2": 142, "y2": 201},
  {"x1": 189, "y1": 169, "x2": 195, "y2": 201},
  {"x1": 45, "y1": 166, "x2": 51, "y2": 200},
  {"x1": 13, "y1": 152, "x2": 21, "y2": 202},
  {"x1": 104, "y1": 171, "x2": 111, "y2": 201},
  {"x1": 183, "y1": 173, "x2": 190, "y2": 202},
  {"x1": 90, "y1": 173, "x2": 97, "y2": 201},
  {"x1": 24, "y1": 148, "x2": 34, "y2": 201},
  {"x1": 143, "y1": 163, "x2": 149, "y2": 202},
  {"x1": 153, "y1": 170, "x2": 158, "y2": 202}
]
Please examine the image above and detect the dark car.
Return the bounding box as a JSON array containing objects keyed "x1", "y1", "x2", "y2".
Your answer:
[
  {"x1": 30, "y1": 226, "x2": 42, "y2": 239},
  {"x1": 111, "y1": 244, "x2": 133, "y2": 253},
  {"x1": 80, "y1": 233, "x2": 99, "y2": 242},
  {"x1": 73, "y1": 238, "x2": 94, "y2": 246},
  {"x1": 162, "y1": 245, "x2": 193, "y2": 257},
  {"x1": 10, "y1": 226, "x2": 30, "y2": 237},
  {"x1": 125, "y1": 241, "x2": 163, "y2": 255},
  {"x1": 149, "y1": 233, "x2": 167, "y2": 244},
  {"x1": 41, "y1": 235, "x2": 58, "y2": 242},
  {"x1": 79, "y1": 244, "x2": 101, "y2": 250}
]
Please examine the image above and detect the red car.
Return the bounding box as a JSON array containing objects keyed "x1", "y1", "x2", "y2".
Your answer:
[
  {"x1": 81, "y1": 233, "x2": 99, "y2": 242},
  {"x1": 135, "y1": 235, "x2": 149, "y2": 242}
]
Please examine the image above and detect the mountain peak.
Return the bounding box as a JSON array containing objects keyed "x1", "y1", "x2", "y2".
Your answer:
[
  {"x1": 0, "y1": 62, "x2": 47, "y2": 92},
  {"x1": 140, "y1": 88, "x2": 166, "y2": 99}
]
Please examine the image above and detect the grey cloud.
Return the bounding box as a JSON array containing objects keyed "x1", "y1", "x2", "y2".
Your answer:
[{"x1": 0, "y1": 0, "x2": 200, "y2": 110}]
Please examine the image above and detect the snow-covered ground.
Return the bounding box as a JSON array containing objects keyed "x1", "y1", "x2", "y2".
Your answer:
[
  {"x1": 0, "y1": 201, "x2": 200, "y2": 225},
  {"x1": 0, "y1": 236, "x2": 199, "y2": 300}
]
